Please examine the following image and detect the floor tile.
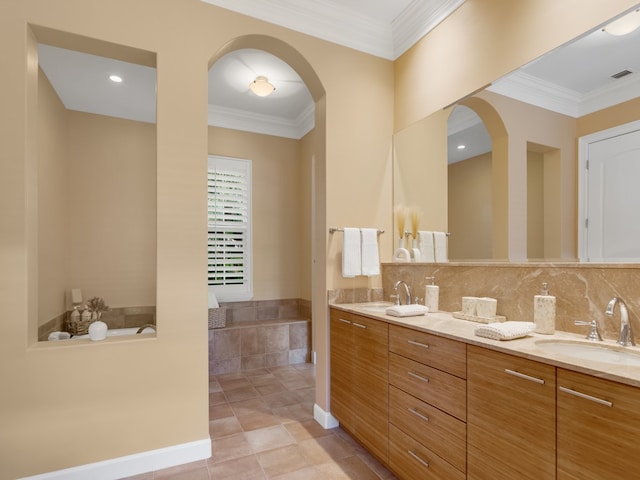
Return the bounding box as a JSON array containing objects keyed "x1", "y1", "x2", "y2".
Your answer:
[
  {"x1": 244, "y1": 424, "x2": 296, "y2": 453},
  {"x1": 121, "y1": 363, "x2": 394, "y2": 480}
]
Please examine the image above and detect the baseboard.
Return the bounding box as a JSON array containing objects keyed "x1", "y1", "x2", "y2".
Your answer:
[
  {"x1": 19, "y1": 438, "x2": 211, "y2": 480},
  {"x1": 313, "y1": 403, "x2": 339, "y2": 429}
]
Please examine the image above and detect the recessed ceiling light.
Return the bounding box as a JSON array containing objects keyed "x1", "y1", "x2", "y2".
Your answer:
[
  {"x1": 109, "y1": 74, "x2": 123, "y2": 83},
  {"x1": 457, "y1": 144, "x2": 466, "y2": 150}
]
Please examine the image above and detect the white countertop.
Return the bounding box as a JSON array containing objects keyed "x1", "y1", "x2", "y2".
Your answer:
[{"x1": 330, "y1": 303, "x2": 640, "y2": 388}]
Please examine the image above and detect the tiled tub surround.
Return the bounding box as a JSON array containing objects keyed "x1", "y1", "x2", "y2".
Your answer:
[
  {"x1": 381, "y1": 262, "x2": 640, "y2": 341},
  {"x1": 38, "y1": 305, "x2": 156, "y2": 341},
  {"x1": 209, "y1": 319, "x2": 311, "y2": 375},
  {"x1": 209, "y1": 299, "x2": 312, "y2": 375}
]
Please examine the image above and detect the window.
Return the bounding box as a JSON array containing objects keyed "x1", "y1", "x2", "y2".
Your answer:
[{"x1": 207, "y1": 156, "x2": 252, "y2": 301}]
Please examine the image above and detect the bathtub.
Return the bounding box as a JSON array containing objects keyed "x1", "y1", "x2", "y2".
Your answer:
[{"x1": 71, "y1": 326, "x2": 156, "y2": 340}]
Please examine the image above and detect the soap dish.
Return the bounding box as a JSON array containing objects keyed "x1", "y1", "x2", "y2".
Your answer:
[{"x1": 452, "y1": 311, "x2": 506, "y2": 324}]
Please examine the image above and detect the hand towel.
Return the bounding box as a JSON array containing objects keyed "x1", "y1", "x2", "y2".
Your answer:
[
  {"x1": 342, "y1": 227, "x2": 362, "y2": 278},
  {"x1": 361, "y1": 228, "x2": 380, "y2": 276},
  {"x1": 208, "y1": 289, "x2": 219, "y2": 309},
  {"x1": 474, "y1": 321, "x2": 535, "y2": 341},
  {"x1": 385, "y1": 304, "x2": 429, "y2": 317},
  {"x1": 434, "y1": 231, "x2": 448, "y2": 262},
  {"x1": 418, "y1": 231, "x2": 435, "y2": 262}
]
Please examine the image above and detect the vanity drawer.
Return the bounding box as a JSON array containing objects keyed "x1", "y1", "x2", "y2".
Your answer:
[
  {"x1": 389, "y1": 424, "x2": 465, "y2": 480},
  {"x1": 389, "y1": 352, "x2": 466, "y2": 421},
  {"x1": 389, "y1": 324, "x2": 466, "y2": 378},
  {"x1": 389, "y1": 385, "x2": 466, "y2": 473}
]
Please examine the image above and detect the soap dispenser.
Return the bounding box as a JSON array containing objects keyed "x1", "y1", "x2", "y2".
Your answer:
[
  {"x1": 534, "y1": 282, "x2": 556, "y2": 334},
  {"x1": 425, "y1": 276, "x2": 439, "y2": 313}
]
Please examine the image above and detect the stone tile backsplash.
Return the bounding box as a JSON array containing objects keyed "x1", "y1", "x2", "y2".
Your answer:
[{"x1": 381, "y1": 262, "x2": 640, "y2": 341}]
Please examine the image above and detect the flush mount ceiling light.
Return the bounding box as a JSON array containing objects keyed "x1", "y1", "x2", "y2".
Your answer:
[
  {"x1": 457, "y1": 144, "x2": 466, "y2": 150},
  {"x1": 249, "y1": 76, "x2": 275, "y2": 97},
  {"x1": 604, "y1": 9, "x2": 640, "y2": 36},
  {"x1": 109, "y1": 74, "x2": 123, "y2": 83}
]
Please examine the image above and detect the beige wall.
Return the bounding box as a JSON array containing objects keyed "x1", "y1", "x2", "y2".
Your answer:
[
  {"x1": 1, "y1": 1, "x2": 393, "y2": 477},
  {"x1": 448, "y1": 152, "x2": 493, "y2": 260},
  {"x1": 395, "y1": 0, "x2": 640, "y2": 132},
  {"x1": 2, "y1": 0, "x2": 637, "y2": 477},
  {"x1": 38, "y1": 69, "x2": 69, "y2": 326},
  {"x1": 577, "y1": 95, "x2": 640, "y2": 137},
  {"x1": 208, "y1": 126, "x2": 311, "y2": 301}
]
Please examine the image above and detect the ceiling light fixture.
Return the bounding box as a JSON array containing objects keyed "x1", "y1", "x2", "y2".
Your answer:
[
  {"x1": 109, "y1": 74, "x2": 123, "y2": 83},
  {"x1": 604, "y1": 9, "x2": 640, "y2": 36},
  {"x1": 249, "y1": 76, "x2": 275, "y2": 97},
  {"x1": 457, "y1": 144, "x2": 466, "y2": 150}
]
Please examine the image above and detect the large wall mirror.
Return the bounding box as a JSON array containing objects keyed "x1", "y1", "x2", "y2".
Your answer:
[
  {"x1": 32, "y1": 26, "x2": 157, "y2": 340},
  {"x1": 393, "y1": 6, "x2": 640, "y2": 263}
]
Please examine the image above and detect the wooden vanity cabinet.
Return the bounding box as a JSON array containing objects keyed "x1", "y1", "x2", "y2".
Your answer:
[
  {"x1": 329, "y1": 309, "x2": 389, "y2": 462},
  {"x1": 388, "y1": 325, "x2": 467, "y2": 479},
  {"x1": 557, "y1": 368, "x2": 640, "y2": 480},
  {"x1": 467, "y1": 345, "x2": 556, "y2": 480}
]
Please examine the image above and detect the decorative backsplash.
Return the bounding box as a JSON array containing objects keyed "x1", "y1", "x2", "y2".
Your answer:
[{"x1": 381, "y1": 262, "x2": 640, "y2": 341}]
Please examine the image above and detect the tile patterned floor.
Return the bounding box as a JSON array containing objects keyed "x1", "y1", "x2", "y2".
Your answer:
[{"x1": 123, "y1": 363, "x2": 397, "y2": 479}]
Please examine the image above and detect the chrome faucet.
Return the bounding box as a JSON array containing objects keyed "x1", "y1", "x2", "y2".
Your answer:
[
  {"x1": 136, "y1": 324, "x2": 156, "y2": 334},
  {"x1": 605, "y1": 297, "x2": 635, "y2": 346},
  {"x1": 393, "y1": 280, "x2": 412, "y2": 305}
]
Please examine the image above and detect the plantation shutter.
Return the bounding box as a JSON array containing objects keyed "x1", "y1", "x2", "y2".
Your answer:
[{"x1": 207, "y1": 156, "x2": 252, "y2": 301}]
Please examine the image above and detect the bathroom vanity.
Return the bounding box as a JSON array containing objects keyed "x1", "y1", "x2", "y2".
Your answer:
[{"x1": 329, "y1": 304, "x2": 640, "y2": 480}]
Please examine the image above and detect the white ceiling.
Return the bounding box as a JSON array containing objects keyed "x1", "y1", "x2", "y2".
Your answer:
[{"x1": 37, "y1": 1, "x2": 640, "y2": 144}]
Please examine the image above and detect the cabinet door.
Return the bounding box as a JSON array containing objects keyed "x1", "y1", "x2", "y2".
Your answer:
[
  {"x1": 329, "y1": 310, "x2": 355, "y2": 430},
  {"x1": 467, "y1": 345, "x2": 556, "y2": 480},
  {"x1": 351, "y1": 315, "x2": 389, "y2": 462},
  {"x1": 557, "y1": 368, "x2": 640, "y2": 480}
]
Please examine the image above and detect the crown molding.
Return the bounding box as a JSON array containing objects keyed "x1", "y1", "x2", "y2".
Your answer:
[
  {"x1": 201, "y1": 0, "x2": 393, "y2": 59},
  {"x1": 201, "y1": 0, "x2": 464, "y2": 60},
  {"x1": 488, "y1": 69, "x2": 640, "y2": 118},
  {"x1": 392, "y1": 0, "x2": 466, "y2": 59},
  {"x1": 488, "y1": 71, "x2": 583, "y2": 117},
  {"x1": 447, "y1": 106, "x2": 482, "y2": 135},
  {"x1": 208, "y1": 103, "x2": 315, "y2": 139}
]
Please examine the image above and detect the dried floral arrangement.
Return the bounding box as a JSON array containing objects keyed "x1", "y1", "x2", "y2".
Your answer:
[{"x1": 86, "y1": 297, "x2": 110, "y2": 315}]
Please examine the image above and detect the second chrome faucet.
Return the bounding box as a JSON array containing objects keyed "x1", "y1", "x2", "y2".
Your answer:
[{"x1": 605, "y1": 296, "x2": 636, "y2": 346}]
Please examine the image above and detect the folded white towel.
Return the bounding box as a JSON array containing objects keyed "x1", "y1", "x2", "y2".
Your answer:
[
  {"x1": 434, "y1": 231, "x2": 448, "y2": 263},
  {"x1": 208, "y1": 289, "x2": 219, "y2": 309},
  {"x1": 360, "y1": 228, "x2": 380, "y2": 276},
  {"x1": 475, "y1": 321, "x2": 535, "y2": 341},
  {"x1": 418, "y1": 231, "x2": 435, "y2": 262},
  {"x1": 342, "y1": 227, "x2": 362, "y2": 278},
  {"x1": 385, "y1": 304, "x2": 429, "y2": 317}
]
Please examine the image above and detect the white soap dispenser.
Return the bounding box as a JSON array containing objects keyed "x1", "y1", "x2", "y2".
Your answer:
[
  {"x1": 534, "y1": 282, "x2": 556, "y2": 334},
  {"x1": 425, "y1": 276, "x2": 439, "y2": 313}
]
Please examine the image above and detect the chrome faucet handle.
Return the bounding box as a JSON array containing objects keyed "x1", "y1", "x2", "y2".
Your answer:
[{"x1": 575, "y1": 320, "x2": 603, "y2": 342}]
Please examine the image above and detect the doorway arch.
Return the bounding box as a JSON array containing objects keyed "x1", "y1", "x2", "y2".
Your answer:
[{"x1": 207, "y1": 35, "x2": 327, "y2": 405}]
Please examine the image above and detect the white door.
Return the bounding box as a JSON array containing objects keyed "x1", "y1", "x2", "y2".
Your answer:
[{"x1": 582, "y1": 126, "x2": 640, "y2": 262}]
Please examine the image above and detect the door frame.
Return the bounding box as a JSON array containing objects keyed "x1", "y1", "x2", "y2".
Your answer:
[{"x1": 578, "y1": 119, "x2": 640, "y2": 261}]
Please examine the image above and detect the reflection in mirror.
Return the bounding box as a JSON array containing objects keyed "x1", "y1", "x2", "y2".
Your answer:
[
  {"x1": 447, "y1": 106, "x2": 492, "y2": 260},
  {"x1": 393, "y1": 6, "x2": 640, "y2": 263},
  {"x1": 33, "y1": 27, "x2": 157, "y2": 341}
]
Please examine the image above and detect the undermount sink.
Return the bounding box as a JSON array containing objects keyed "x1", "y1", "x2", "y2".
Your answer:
[{"x1": 535, "y1": 339, "x2": 640, "y2": 367}]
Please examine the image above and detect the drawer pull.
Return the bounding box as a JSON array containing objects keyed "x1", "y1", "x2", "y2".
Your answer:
[
  {"x1": 408, "y1": 340, "x2": 430, "y2": 349},
  {"x1": 408, "y1": 371, "x2": 430, "y2": 383},
  {"x1": 339, "y1": 318, "x2": 352, "y2": 325},
  {"x1": 408, "y1": 450, "x2": 430, "y2": 468},
  {"x1": 559, "y1": 386, "x2": 613, "y2": 407},
  {"x1": 408, "y1": 407, "x2": 430, "y2": 423},
  {"x1": 504, "y1": 368, "x2": 545, "y2": 384},
  {"x1": 352, "y1": 322, "x2": 367, "y2": 329}
]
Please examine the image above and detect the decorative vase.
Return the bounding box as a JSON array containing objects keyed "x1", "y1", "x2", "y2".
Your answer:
[{"x1": 88, "y1": 320, "x2": 108, "y2": 341}]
